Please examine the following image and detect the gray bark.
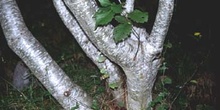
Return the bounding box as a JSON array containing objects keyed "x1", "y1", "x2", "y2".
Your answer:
[
  {"x1": 0, "y1": 0, "x2": 174, "y2": 109},
  {"x1": 0, "y1": 0, "x2": 92, "y2": 109},
  {"x1": 58, "y1": 0, "x2": 174, "y2": 109},
  {"x1": 52, "y1": 0, "x2": 126, "y2": 105}
]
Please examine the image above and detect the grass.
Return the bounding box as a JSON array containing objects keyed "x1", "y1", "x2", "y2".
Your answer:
[
  {"x1": 0, "y1": 35, "x2": 215, "y2": 110},
  {"x1": 0, "y1": 51, "x2": 105, "y2": 110},
  {"x1": 0, "y1": 0, "x2": 215, "y2": 109},
  {"x1": 0, "y1": 79, "x2": 62, "y2": 109}
]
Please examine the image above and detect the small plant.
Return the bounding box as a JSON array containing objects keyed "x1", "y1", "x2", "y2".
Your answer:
[
  {"x1": 94, "y1": 0, "x2": 149, "y2": 43},
  {"x1": 148, "y1": 62, "x2": 171, "y2": 110}
]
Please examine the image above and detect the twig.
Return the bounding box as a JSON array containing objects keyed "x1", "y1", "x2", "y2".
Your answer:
[
  {"x1": 132, "y1": 27, "x2": 141, "y2": 61},
  {"x1": 169, "y1": 53, "x2": 210, "y2": 109}
]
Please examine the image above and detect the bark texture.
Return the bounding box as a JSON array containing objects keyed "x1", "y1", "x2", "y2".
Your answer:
[
  {"x1": 55, "y1": 0, "x2": 174, "y2": 109},
  {"x1": 0, "y1": 0, "x2": 174, "y2": 109},
  {"x1": 53, "y1": 0, "x2": 126, "y2": 105},
  {"x1": 0, "y1": 0, "x2": 92, "y2": 109}
]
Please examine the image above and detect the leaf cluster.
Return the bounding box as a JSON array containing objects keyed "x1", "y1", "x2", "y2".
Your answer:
[{"x1": 94, "y1": 0, "x2": 149, "y2": 43}]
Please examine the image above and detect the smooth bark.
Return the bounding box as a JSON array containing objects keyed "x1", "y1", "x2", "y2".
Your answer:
[
  {"x1": 0, "y1": 0, "x2": 174, "y2": 109},
  {"x1": 53, "y1": 0, "x2": 126, "y2": 104},
  {"x1": 57, "y1": 0, "x2": 174, "y2": 109},
  {"x1": 0, "y1": 0, "x2": 92, "y2": 109}
]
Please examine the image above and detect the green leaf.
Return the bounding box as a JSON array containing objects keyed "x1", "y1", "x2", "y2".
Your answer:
[
  {"x1": 113, "y1": 23, "x2": 132, "y2": 43},
  {"x1": 154, "y1": 95, "x2": 163, "y2": 103},
  {"x1": 159, "y1": 65, "x2": 168, "y2": 71},
  {"x1": 111, "y1": 4, "x2": 123, "y2": 13},
  {"x1": 98, "y1": 0, "x2": 112, "y2": 7},
  {"x1": 115, "y1": 15, "x2": 128, "y2": 24},
  {"x1": 95, "y1": 7, "x2": 115, "y2": 26},
  {"x1": 157, "y1": 104, "x2": 169, "y2": 110},
  {"x1": 162, "y1": 76, "x2": 172, "y2": 84},
  {"x1": 97, "y1": 55, "x2": 106, "y2": 63},
  {"x1": 101, "y1": 74, "x2": 109, "y2": 80},
  {"x1": 190, "y1": 80, "x2": 198, "y2": 84},
  {"x1": 128, "y1": 9, "x2": 148, "y2": 23},
  {"x1": 71, "y1": 103, "x2": 79, "y2": 110},
  {"x1": 149, "y1": 101, "x2": 156, "y2": 107},
  {"x1": 92, "y1": 99, "x2": 100, "y2": 110},
  {"x1": 109, "y1": 82, "x2": 118, "y2": 89},
  {"x1": 164, "y1": 42, "x2": 172, "y2": 48},
  {"x1": 158, "y1": 92, "x2": 167, "y2": 97},
  {"x1": 100, "y1": 68, "x2": 107, "y2": 74}
]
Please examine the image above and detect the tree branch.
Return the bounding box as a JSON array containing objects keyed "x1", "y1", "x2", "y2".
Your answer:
[
  {"x1": 53, "y1": 0, "x2": 125, "y2": 103},
  {"x1": 0, "y1": 0, "x2": 92, "y2": 109},
  {"x1": 148, "y1": 0, "x2": 174, "y2": 53},
  {"x1": 62, "y1": 0, "x2": 141, "y2": 65},
  {"x1": 123, "y1": 0, "x2": 135, "y2": 14}
]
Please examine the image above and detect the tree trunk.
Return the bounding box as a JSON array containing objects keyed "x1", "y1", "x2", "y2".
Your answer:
[
  {"x1": 55, "y1": 0, "x2": 174, "y2": 109},
  {"x1": 53, "y1": 0, "x2": 126, "y2": 105},
  {"x1": 0, "y1": 0, "x2": 92, "y2": 109},
  {"x1": 0, "y1": 0, "x2": 174, "y2": 109}
]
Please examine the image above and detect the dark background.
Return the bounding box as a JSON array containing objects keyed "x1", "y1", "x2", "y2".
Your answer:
[{"x1": 0, "y1": 0, "x2": 218, "y2": 109}]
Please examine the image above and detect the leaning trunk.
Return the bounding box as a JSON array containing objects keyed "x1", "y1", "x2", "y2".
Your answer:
[
  {"x1": 52, "y1": 0, "x2": 126, "y2": 105},
  {"x1": 0, "y1": 0, "x2": 92, "y2": 109}
]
